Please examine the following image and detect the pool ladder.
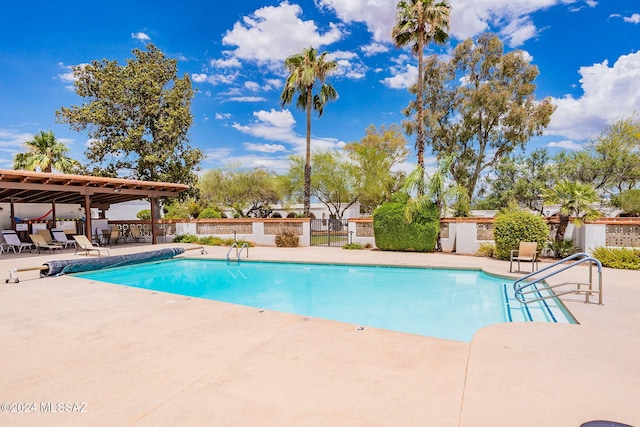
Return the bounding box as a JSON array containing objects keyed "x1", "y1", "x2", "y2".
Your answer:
[
  {"x1": 513, "y1": 252, "x2": 603, "y2": 305},
  {"x1": 227, "y1": 242, "x2": 249, "y2": 264}
]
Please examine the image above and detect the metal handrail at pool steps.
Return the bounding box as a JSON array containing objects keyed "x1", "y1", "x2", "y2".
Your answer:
[{"x1": 513, "y1": 252, "x2": 603, "y2": 306}]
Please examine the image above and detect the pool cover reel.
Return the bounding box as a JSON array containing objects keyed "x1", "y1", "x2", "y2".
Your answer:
[{"x1": 41, "y1": 247, "x2": 186, "y2": 277}]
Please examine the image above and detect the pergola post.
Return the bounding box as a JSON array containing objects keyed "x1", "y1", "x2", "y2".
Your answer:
[
  {"x1": 150, "y1": 197, "x2": 158, "y2": 245},
  {"x1": 84, "y1": 194, "x2": 92, "y2": 243}
]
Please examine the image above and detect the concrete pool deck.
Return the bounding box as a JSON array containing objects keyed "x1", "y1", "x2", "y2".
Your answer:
[{"x1": 0, "y1": 244, "x2": 638, "y2": 426}]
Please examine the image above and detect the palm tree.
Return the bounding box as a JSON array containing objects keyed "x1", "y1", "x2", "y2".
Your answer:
[
  {"x1": 280, "y1": 47, "x2": 338, "y2": 217},
  {"x1": 392, "y1": 0, "x2": 450, "y2": 195},
  {"x1": 542, "y1": 180, "x2": 600, "y2": 242},
  {"x1": 14, "y1": 130, "x2": 79, "y2": 173},
  {"x1": 403, "y1": 155, "x2": 468, "y2": 251}
]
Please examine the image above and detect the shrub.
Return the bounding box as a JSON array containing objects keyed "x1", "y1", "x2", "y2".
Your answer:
[
  {"x1": 546, "y1": 239, "x2": 578, "y2": 259},
  {"x1": 173, "y1": 233, "x2": 199, "y2": 243},
  {"x1": 199, "y1": 236, "x2": 225, "y2": 246},
  {"x1": 493, "y1": 210, "x2": 549, "y2": 260},
  {"x1": 197, "y1": 208, "x2": 222, "y2": 219},
  {"x1": 373, "y1": 202, "x2": 438, "y2": 252},
  {"x1": 342, "y1": 243, "x2": 363, "y2": 250},
  {"x1": 476, "y1": 242, "x2": 496, "y2": 258},
  {"x1": 591, "y1": 246, "x2": 640, "y2": 270},
  {"x1": 275, "y1": 232, "x2": 299, "y2": 247}
]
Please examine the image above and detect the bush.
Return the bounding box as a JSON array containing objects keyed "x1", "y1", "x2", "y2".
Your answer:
[
  {"x1": 173, "y1": 233, "x2": 199, "y2": 243},
  {"x1": 173, "y1": 234, "x2": 253, "y2": 247},
  {"x1": 198, "y1": 208, "x2": 222, "y2": 219},
  {"x1": 591, "y1": 246, "x2": 640, "y2": 270},
  {"x1": 546, "y1": 239, "x2": 578, "y2": 259},
  {"x1": 373, "y1": 202, "x2": 438, "y2": 252},
  {"x1": 476, "y1": 242, "x2": 496, "y2": 258},
  {"x1": 342, "y1": 243, "x2": 364, "y2": 250},
  {"x1": 493, "y1": 210, "x2": 549, "y2": 260},
  {"x1": 275, "y1": 232, "x2": 299, "y2": 247}
]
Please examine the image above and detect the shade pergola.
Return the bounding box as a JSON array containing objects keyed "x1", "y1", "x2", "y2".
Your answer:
[{"x1": 0, "y1": 169, "x2": 189, "y2": 244}]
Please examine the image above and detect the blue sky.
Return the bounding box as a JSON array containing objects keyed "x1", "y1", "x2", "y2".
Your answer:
[{"x1": 1, "y1": 0, "x2": 639, "y2": 175}]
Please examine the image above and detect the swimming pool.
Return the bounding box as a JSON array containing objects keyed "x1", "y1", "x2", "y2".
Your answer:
[{"x1": 75, "y1": 259, "x2": 575, "y2": 342}]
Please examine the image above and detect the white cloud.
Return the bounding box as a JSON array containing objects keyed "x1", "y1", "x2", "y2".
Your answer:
[
  {"x1": 227, "y1": 96, "x2": 266, "y2": 102},
  {"x1": 193, "y1": 71, "x2": 240, "y2": 85},
  {"x1": 244, "y1": 81, "x2": 261, "y2": 92},
  {"x1": 316, "y1": 0, "x2": 396, "y2": 42},
  {"x1": 327, "y1": 50, "x2": 367, "y2": 79},
  {"x1": 0, "y1": 129, "x2": 33, "y2": 149},
  {"x1": 381, "y1": 63, "x2": 417, "y2": 89},
  {"x1": 215, "y1": 113, "x2": 232, "y2": 120},
  {"x1": 232, "y1": 108, "x2": 345, "y2": 154},
  {"x1": 319, "y1": 0, "x2": 585, "y2": 48},
  {"x1": 210, "y1": 55, "x2": 242, "y2": 68},
  {"x1": 131, "y1": 32, "x2": 151, "y2": 42},
  {"x1": 191, "y1": 73, "x2": 208, "y2": 83},
  {"x1": 361, "y1": 42, "x2": 389, "y2": 56},
  {"x1": 243, "y1": 142, "x2": 287, "y2": 153},
  {"x1": 222, "y1": 2, "x2": 344, "y2": 66},
  {"x1": 547, "y1": 51, "x2": 640, "y2": 140},
  {"x1": 547, "y1": 140, "x2": 583, "y2": 150},
  {"x1": 623, "y1": 13, "x2": 640, "y2": 24}
]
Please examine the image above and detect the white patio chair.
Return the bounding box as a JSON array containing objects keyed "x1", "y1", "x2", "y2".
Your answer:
[{"x1": 1, "y1": 230, "x2": 34, "y2": 253}]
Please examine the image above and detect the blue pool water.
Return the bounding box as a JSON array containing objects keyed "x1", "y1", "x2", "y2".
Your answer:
[{"x1": 74, "y1": 259, "x2": 574, "y2": 342}]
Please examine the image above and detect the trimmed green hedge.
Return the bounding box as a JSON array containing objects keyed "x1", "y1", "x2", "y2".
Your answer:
[
  {"x1": 494, "y1": 211, "x2": 549, "y2": 260},
  {"x1": 373, "y1": 202, "x2": 438, "y2": 252},
  {"x1": 592, "y1": 246, "x2": 640, "y2": 270}
]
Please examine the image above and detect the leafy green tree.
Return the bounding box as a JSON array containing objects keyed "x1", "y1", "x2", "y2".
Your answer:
[
  {"x1": 392, "y1": 0, "x2": 450, "y2": 194},
  {"x1": 612, "y1": 189, "x2": 640, "y2": 216},
  {"x1": 344, "y1": 124, "x2": 409, "y2": 214},
  {"x1": 280, "y1": 47, "x2": 338, "y2": 217},
  {"x1": 56, "y1": 43, "x2": 202, "y2": 190},
  {"x1": 414, "y1": 33, "x2": 555, "y2": 202},
  {"x1": 13, "y1": 130, "x2": 80, "y2": 173},
  {"x1": 198, "y1": 167, "x2": 281, "y2": 218},
  {"x1": 476, "y1": 148, "x2": 557, "y2": 211},
  {"x1": 554, "y1": 116, "x2": 640, "y2": 196},
  {"x1": 542, "y1": 180, "x2": 600, "y2": 241},
  {"x1": 285, "y1": 151, "x2": 361, "y2": 219}
]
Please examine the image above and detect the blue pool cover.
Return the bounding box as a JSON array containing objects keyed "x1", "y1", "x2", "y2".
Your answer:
[{"x1": 41, "y1": 247, "x2": 185, "y2": 277}]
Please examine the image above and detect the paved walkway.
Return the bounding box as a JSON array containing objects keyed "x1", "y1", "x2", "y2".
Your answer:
[{"x1": 1, "y1": 244, "x2": 638, "y2": 426}]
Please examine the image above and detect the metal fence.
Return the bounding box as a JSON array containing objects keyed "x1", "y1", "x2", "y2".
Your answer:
[{"x1": 310, "y1": 218, "x2": 349, "y2": 247}]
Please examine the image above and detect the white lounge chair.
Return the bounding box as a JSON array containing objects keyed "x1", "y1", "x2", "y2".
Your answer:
[
  {"x1": 1, "y1": 230, "x2": 34, "y2": 253},
  {"x1": 30, "y1": 233, "x2": 63, "y2": 254},
  {"x1": 51, "y1": 230, "x2": 77, "y2": 248},
  {"x1": 73, "y1": 234, "x2": 110, "y2": 257}
]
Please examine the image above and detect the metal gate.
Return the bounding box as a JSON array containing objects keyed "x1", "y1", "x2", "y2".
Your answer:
[{"x1": 310, "y1": 218, "x2": 349, "y2": 247}]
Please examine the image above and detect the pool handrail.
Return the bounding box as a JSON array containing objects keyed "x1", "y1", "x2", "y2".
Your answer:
[
  {"x1": 513, "y1": 252, "x2": 603, "y2": 305},
  {"x1": 226, "y1": 242, "x2": 249, "y2": 264}
]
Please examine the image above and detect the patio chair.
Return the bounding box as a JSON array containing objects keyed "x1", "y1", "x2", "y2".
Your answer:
[
  {"x1": 1, "y1": 230, "x2": 34, "y2": 253},
  {"x1": 29, "y1": 233, "x2": 63, "y2": 254},
  {"x1": 51, "y1": 230, "x2": 77, "y2": 248},
  {"x1": 38, "y1": 229, "x2": 56, "y2": 244},
  {"x1": 129, "y1": 226, "x2": 144, "y2": 242},
  {"x1": 510, "y1": 242, "x2": 539, "y2": 273},
  {"x1": 73, "y1": 234, "x2": 110, "y2": 257},
  {"x1": 108, "y1": 226, "x2": 123, "y2": 245}
]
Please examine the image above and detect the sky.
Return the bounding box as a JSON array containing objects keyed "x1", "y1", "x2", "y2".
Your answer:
[{"x1": 1, "y1": 0, "x2": 639, "y2": 175}]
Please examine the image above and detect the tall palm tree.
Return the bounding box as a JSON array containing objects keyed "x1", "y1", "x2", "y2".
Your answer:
[
  {"x1": 542, "y1": 180, "x2": 600, "y2": 242},
  {"x1": 14, "y1": 130, "x2": 79, "y2": 173},
  {"x1": 281, "y1": 47, "x2": 338, "y2": 217},
  {"x1": 392, "y1": 0, "x2": 450, "y2": 195}
]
